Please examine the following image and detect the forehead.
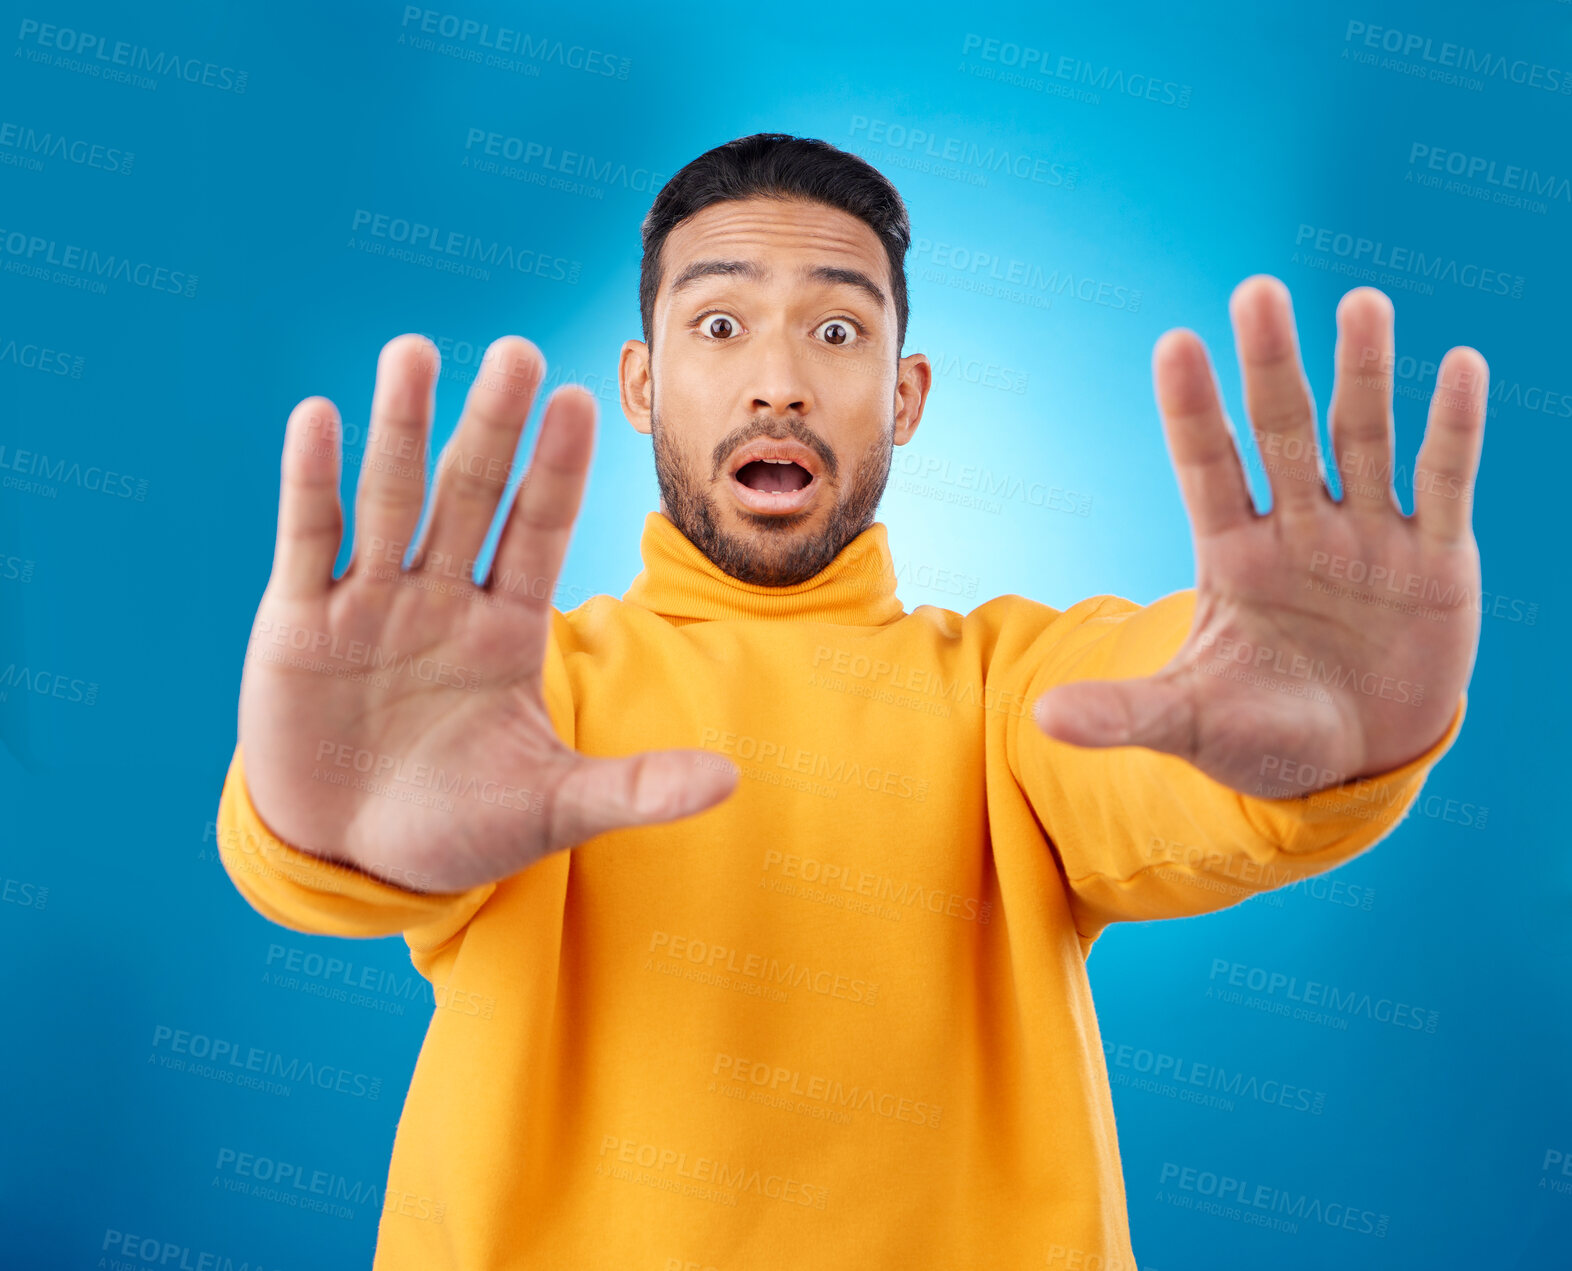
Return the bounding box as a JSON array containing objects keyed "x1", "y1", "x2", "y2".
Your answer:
[{"x1": 658, "y1": 196, "x2": 889, "y2": 296}]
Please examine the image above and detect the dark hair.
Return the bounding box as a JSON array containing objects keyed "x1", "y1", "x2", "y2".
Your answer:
[{"x1": 639, "y1": 133, "x2": 910, "y2": 354}]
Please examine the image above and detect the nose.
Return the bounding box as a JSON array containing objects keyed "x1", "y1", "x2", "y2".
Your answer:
[{"x1": 748, "y1": 329, "x2": 812, "y2": 416}]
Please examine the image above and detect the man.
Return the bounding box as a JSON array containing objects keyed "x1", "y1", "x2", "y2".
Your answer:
[{"x1": 217, "y1": 133, "x2": 1486, "y2": 1268}]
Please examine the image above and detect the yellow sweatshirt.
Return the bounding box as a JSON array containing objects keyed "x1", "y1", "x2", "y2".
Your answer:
[{"x1": 216, "y1": 510, "x2": 1463, "y2": 1270}]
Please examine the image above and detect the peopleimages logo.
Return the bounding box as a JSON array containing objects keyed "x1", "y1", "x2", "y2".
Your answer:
[
  {"x1": 312, "y1": 738, "x2": 547, "y2": 815},
  {"x1": 1103, "y1": 1039, "x2": 1328, "y2": 1115},
  {"x1": 348, "y1": 209, "x2": 581, "y2": 284},
  {"x1": 213, "y1": 1146, "x2": 391, "y2": 1221},
  {"x1": 647, "y1": 930, "x2": 879, "y2": 1007},
  {"x1": 598, "y1": 1133, "x2": 829, "y2": 1210},
  {"x1": 148, "y1": 1024, "x2": 383, "y2": 1100},
  {"x1": 1207, "y1": 959, "x2": 1439, "y2": 1033},
  {"x1": 0, "y1": 443, "x2": 148, "y2": 501},
  {"x1": 698, "y1": 726, "x2": 930, "y2": 802},
  {"x1": 1158, "y1": 1162, "x2": 1389, "y2": 1237},
  {"x1": 1292, "y1": 224, "x2": 1524, "y2": 298},
  {"x1": 0, "y1": 225, "x2": 198, "y2": 297},
  {"x1": 0, "y1": 663, "x2": 98, "y2": 705},
  {"x1": 847, "y1": 115, "x2": 1078, "y2": 189},
  {"x1": 711, "y1": 1051, "x2": 943, "y2": 1128},
  {"x1": 1194, "y1": 632, "x2": 1422, "y2": 706},
  {"x1": 1343, "y1": 20, "x2": 1572, "y2": 95},
  {"x1": 263, "y1": 942, "x2": 497, "y2": 1020},
  {"x1": 249, "y1": 617, "x2": 483, "y2": 692},
  {"x1": 0, "y1": 335, "x2": 84, "y2": 377},
  {"x1": 15, "y1": 18, "x2": 249, "y2": 92},
  {"x1": 399, "y1": 6, "x2": 631, "y2": 78},
  {"x1": 959, "y1": 32, "x2": 1192, "y2": 108},
  {"x1": 100, "y1": 1229, "x2": 283, "y2": 1269},
  {"x1": 912, "y1": 236, "x2": 1142, "y2": 311},
  {"x1": 2, "y1": 875, "x2": 48, "y2": 909},
  {"x1": 1543, "y1": 1147, "x2": 1572, "y2": 1195},
  {"x1": 462, "y1": 128, "x2": 665, "y2": 193},
  {"x1": 211, "y1": 1146, "x2": 449, "y2": 1225},
  {"x1": 0, "y1": 120, "x2": 134, "y2": 174},
  {"x1": 889, "y1": 450, "x2": 1092, "y2": 515},
  {"x1": 1354, "y1": 344, "x2": 1572, "y2": 423},
  {"x1": 1407, "y1": 143, "x2": 1571, "y2": 208},
  {"x1": 761, "y1": 849, "x2": 992, "y2": 925}
]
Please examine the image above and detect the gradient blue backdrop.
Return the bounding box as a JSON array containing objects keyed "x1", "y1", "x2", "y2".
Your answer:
[{"x1": 2, "y1": 1, "x2": 1567, "y2": 1266}]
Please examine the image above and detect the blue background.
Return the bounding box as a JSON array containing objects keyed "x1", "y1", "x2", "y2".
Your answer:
[{"x1": 2, "y1": 1, "x2": 1567, "y2": 1266}]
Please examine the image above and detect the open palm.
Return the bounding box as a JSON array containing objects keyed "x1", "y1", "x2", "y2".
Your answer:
[
  {"x1": 237, "y1": 336, "x2": 737, "y2": 894},
  {"x1": 1036, "y1": 277, "x2": 1487, "y2": 796}
]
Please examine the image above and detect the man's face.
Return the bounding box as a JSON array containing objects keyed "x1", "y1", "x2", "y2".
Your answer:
[{"x1": 620, "y1": 196, "x2": 931, "y2": 586}]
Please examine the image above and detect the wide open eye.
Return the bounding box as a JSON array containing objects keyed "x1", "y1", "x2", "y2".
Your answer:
[
  {"x1": 815, "y1": 318, "x2": 860, "y2": 347},
  {"x1": 697, "y1": 312, "x2": 742, "y2": 339}
]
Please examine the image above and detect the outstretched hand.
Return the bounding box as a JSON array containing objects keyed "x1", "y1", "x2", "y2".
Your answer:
[
  {"x1": 1035, "y1": 276, "x2": 1487, "y2": 797},
  {"x1": 238, "y1": 336, "x2": 738, "y2": 895}
]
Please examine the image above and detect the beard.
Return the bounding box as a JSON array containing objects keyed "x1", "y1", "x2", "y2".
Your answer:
[{"x1": 650, "y1": 403, "x2": 894, "y2": 587}]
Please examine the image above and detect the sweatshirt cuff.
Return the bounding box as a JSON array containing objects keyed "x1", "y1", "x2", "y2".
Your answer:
[
  {"x1": 217, "y1": 745, "x2": 495, "y2": 939},
  {"x1": 1235, "y1": 694, "x2": 1467, "y2": 854}
]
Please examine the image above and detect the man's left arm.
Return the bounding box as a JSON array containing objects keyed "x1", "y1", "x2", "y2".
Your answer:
[
  {"x1": 1020, "y1": 277, "x2": 1488, "y2": 938},
  {"x1": 1005, "y1": 588, "x2": 1464, "y2": 940}
]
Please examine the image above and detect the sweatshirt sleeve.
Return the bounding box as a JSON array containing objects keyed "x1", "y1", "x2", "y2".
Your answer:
[
  {"x1": 1000, "y1": 588, "x2": 1467, "y2": 942},
  {"x1": 214, "y1": 745, "x2": 498, "y2": 945},
  {"x1": 214, "y1": 608, "x2": 579, "y2": 947}
]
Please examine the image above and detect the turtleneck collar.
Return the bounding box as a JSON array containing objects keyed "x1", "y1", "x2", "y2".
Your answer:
[{"x1": 621, "y1": 512, "x2": 905, "y2": 626}]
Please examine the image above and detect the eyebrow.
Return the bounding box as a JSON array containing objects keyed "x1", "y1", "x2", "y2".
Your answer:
[{"x1": 667, "y1": 258, "x2": 888, "y2": 311}]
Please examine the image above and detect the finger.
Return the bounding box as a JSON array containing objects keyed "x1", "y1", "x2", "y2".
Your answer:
[
  {"x1": 271, "y1": 396, "x2": 344, "y2": 601},
  {"x1": 487, "y1": 385, "x2": 597, "y2": 608},
  {"x1": 1034, "y1": 675, "x2": 1195, "y2": 757},
  {"x1": 1328, "y1": 288, "x2": 1401, "y2": 514},
  {"x1": 1230, "y1": 275, "x2": 1328, "y2": 515},
  {"x1": 1413, "y1": 346, "x2": 1488, "y2": 543},
  {"x1": 351, "y1": 334, "x2": 438, "y2": 586},
  {"x1": 416, "y1": 336, "x2": 546, "y2": 572},
  {"x1": 1152, "y1": 329, "x2": 1256, "y2": 537},
  {"x1": 549, "y1": 749, "x2": 740, "y2": 851}
]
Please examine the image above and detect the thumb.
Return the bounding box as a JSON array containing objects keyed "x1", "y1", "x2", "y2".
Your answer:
[
  {"x1": 550, "y1": 748, "x2": 740, "y2": 851},
  {"x1": 1034, "y1": 674, "x2": 1196, "y2": 756}
]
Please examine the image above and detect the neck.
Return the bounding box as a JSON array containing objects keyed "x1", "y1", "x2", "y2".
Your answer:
[{"x1": 622, "y1": 511, "x2": 905, "y2": 626}]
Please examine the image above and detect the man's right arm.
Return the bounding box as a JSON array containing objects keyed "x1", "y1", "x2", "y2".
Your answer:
[
  {"x1": 215, "y1": 604, "x2": 583, "y2": 944},
  {"x1": 215, "y1": 333, "x2": 736, "y2": 937},
  {"x1": 215, "y1": 743, "x2": 499, "y2": 944}
]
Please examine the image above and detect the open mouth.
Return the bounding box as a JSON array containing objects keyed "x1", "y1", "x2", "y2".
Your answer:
[
  {"x1": 726, "y1": 441, "x2": 824, "y2": 516},
  {"x1": 735, "y1": 458, "x2": 813, "y2": 494}
]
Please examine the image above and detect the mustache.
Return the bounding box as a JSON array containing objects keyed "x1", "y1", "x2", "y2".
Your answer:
[{"x1": 709, "y1": 416, "x2": 840, "y2": 482}]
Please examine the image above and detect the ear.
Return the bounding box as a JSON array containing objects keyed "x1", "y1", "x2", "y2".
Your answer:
[
  {"x1": 620, "y1": 339, "x2": 653, "y2": 436},
  {"x1": 893, "y1": 352, "x2": 932, "y2": 446}
]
